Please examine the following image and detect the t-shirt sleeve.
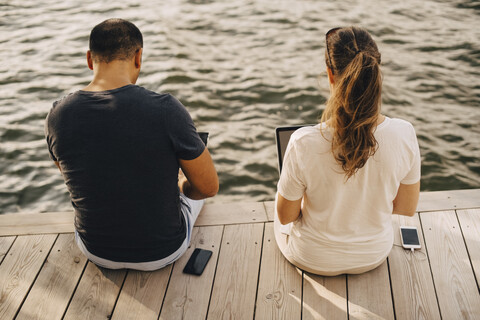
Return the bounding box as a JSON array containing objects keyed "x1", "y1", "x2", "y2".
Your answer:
[
  {"x1": 401, "y1": 124, "x2": 421, "y2": 184},
  {"x1": 44, "y1": 108, "x2": 57, "y2": 162},
  {"x1": 277, "y1": 137, "x2": 305, "y2": 201},
  {"x1": 165, "y1": 95, "x2": 205, "y2": 160}
]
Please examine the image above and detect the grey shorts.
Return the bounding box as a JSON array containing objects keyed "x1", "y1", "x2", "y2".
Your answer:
[{"x1": 75, "y1": 193, "x2": 204, "y2": 271}]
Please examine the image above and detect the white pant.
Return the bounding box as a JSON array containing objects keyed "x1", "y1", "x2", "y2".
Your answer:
[{"x1": 75, "y1": 193, "x2": 204, "y2": 271}]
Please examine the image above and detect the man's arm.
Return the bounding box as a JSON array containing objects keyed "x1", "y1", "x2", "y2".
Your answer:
[
  {"x1": 276, "y1": 193, "x2": 302, "y2": 224},
  {"x1": 393, "y1": 181, "x2": 420, "y2": 216},
  {"x1": 179, "y1": 148, "x2": 218, "y2": 200}
]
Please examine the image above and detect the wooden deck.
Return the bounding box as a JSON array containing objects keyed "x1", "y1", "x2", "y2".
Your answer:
[{"x1": 0, "y1": 189, "x2": 479, "y2": 319}]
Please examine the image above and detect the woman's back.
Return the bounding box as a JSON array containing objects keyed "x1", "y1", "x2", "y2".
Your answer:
[
  {"x1": 277, "y1": 117, "x2": 420, "y2": 274},
  {"x1": 275, "y1": 26, "x2": 421, "y2": 276}
]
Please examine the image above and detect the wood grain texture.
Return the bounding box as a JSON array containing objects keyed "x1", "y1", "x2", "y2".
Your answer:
[
  {"x1": 0, "y1": 236, "x2": 15, "y2": 264},
  {"x1": 255, "y1": 223, "x2": 302, "y2": 319},
  {"x1": 0, "y1": 234, "x2": 57, "y2": 320},
  {"x1": 63, "y1": 262, "x2": 126, "y2": 320},
  {"x1": 0, "y1": 211, "x2": 74, "y2": 236},
  {"x1": 16, "y1": 233, "x2": 88, "y2": 320},
  {"x1": 207, "y1": 223, "x2": 264, "y2": 320},
  {"x1": 1, "y1": 188, "x2": 478, "y2": 236},
  {"x1": 417, "y1": 189, "x2": 480, "y2": 212},
  {"x1": 348, "y1": 261, "x2": 395, "y2": 320},
  {"x1": 196, "y1": 202, "x2": 268, "y2": 227},
  {"x1": 420, "y1": 210, "x2": 480, "y2": 319},
  {"x1": 389, "y1": 214, "x2": 441, "y2": 320},
  {"x1": 303, "y1": 273, "x2": 347, "y2": 320},
  {"x1": 457, "y1": 208, "x2": 480, "y2": 291},
  {"x1": 160, "y1": 226, "x2": 223, "y2": 320},
  {"x1": 111, "y1": 266, "x2": 172, "y2": 320},
  {"x1": 263, "y1": 201, "x2": 275, "y2": 222}
]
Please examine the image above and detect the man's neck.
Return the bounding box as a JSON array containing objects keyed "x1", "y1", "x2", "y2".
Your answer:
[
  {"x1": 83, "y1": 60, "x2": 138, "y2": 92},
  {"x1": 83, "y1": 79, "x2": 132, "y2": 92}
]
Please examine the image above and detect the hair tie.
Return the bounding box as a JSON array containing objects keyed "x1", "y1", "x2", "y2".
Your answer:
[{"x1": 355, "y1": 49, "x2": 361, "y2": 55}]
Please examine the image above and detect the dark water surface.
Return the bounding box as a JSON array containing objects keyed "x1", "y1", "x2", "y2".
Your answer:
[{"x1": 1, "y1": 0, "x2": 479, "y2": 214}]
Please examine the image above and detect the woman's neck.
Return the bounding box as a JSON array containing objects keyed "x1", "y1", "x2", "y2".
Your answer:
[{"x1": 376, "y1": 114, "x2": 386, "y2": 126}]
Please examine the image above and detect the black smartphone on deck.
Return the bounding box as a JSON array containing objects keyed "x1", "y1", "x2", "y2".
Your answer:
[
  {"x1": 183, "y1": 248, "x2": 213, "y2": 276},
  {"x1": 400, "y1": 226, "x2": 421, "y2": 250},
  {"x1": 198, "y1": 132, "x2": 209, "y2": 146}
]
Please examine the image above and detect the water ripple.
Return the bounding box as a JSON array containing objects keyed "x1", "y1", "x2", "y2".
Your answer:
[{"x1": 0, "y1": 0, "x2": 479, "y2": 214}]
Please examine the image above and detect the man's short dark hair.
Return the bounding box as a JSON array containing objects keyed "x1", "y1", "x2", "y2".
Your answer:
[{"x1": 89, "y1": 18, "x2": 143, "y2": 63}]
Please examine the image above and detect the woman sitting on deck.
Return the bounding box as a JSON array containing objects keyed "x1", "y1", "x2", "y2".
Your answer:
[{"x1": 275, "y1": 26, "x2": 421, "y2": 276}]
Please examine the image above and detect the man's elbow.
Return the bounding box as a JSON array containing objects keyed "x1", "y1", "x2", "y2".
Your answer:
[
  {"x1": 201, "y1": 183, "x2": 219, "y2": 198},
  {"x1": 198, "y1": 178, "x2": 219, "y2": 198}
]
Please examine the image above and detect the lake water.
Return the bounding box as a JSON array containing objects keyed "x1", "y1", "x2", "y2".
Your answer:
[{"x1": 1, "y1": 0, "x2": 479, "y2": 214}]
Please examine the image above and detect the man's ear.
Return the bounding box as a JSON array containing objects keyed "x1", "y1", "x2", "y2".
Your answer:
[
  {"x1": 134, "y1": 48, "x2": 142, "y2": 69},
  {"x1": 327, "y1": 66, "x2": 335, "y2": 85},
  {"x1": 86, "y1": 51, "x2": 94, "y2": 70}
]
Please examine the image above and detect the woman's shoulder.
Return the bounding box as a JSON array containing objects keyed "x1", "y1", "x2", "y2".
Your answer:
[
  {"x1": 289, "y1": 124, "x2": 330, "y2": 150},
  {"x1": 382, "y1": 117, "x2": 414, "y2": 128},
  {"x1": 376, "y1": 117, "x2": 419, "y2": 148},
  {"x1": 291, "y1": 124, "x2": 323, "y2": 140},
  {"x1": 377, "y1": 117, "x2": 416, "y2": 135}
]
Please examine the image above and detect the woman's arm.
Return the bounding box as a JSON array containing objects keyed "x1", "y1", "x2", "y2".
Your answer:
[
  {"x1": 276, "y1": 193, "x2": 302, "y2": 224},
  {"x1": 393, "y1": 181, "x2": 420, "y2": 216}
]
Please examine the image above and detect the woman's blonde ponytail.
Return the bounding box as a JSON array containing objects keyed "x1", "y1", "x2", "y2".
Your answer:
[{"x1": 321, "y1": 27, "x2": 382, "y2": 179}]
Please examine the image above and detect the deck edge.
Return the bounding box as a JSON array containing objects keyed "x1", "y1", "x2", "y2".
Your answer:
[{"x1": 0, "y1": 189, "x2": 479, "y2": 236}]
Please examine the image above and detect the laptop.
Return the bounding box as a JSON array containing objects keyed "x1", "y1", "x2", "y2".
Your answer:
[{"x1": 275, "y1": 125, "x2": 313, "y2": 173}]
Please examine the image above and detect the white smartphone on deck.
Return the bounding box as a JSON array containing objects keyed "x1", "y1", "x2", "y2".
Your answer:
[{"x1": 399, "y1": 226, "x2": 421, "y2": 250}]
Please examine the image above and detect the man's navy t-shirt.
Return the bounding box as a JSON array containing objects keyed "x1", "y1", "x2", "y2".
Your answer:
[{"x1": 45, "y1": 85, "x2": 205, "y2": 262}]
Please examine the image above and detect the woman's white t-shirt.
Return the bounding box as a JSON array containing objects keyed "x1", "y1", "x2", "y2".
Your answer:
[{"x1": 277, "y1": 117, "x2": 421, "y2": 274}]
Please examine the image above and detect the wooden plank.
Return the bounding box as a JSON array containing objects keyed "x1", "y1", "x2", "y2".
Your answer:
[
  {"x1": 63, "y1": 262, "x2": 126, "y2": 320},
  {"x1": 457, "y1": 208, "x2": 480, "y2": 290},
  {"x1": 303, "y1": 274, "x2": 347, "y2": 320},
  {"x1": 0, "y1": 236, "x2": 16, "y2": 264},
  {"x1": 207, "y1": 223, "x2": 264, "y2": 319},
  {"x1": 16, "y1": 233, "x2": 88, "y2": 320},
  {"x1": 347, "y1": 261, "x2": 395, "y2": 320},
  {"x1": 420, "y1": 210, "x2": 480, "y2": 318},
  {"x1": 263, "y1": 201, "x2": 275, "y2": 222},
  {"x1": 255, "y1": 223, "x2": 302, "y2": 319},
  {"x1": 1, "y1": 188, "x2": 479, "y2": 236},
  {"x1": 111, "y1": 266, "x2": 172, "y2": 320},
  {"x1": 0, "y1": 202, "x2": 269, "y2": 237},
  {"x1": 160, "y1": 226, "x2": 223, "y2": 320},
  {"x1": 196, "y1": 202, "x2": 268, "y2": 226},
  {"x1": 417, "y1": 189, "x2": 480, "y2": 212},
  {"x1": 389, "y1": 214, "x2": 441, "y2": 320},
  {"x1": 0, "y1": 234, "x2": 57, "y2": 320},
  {"x1": 0, "y1": 211, "x2": 74, "y2": 236}
]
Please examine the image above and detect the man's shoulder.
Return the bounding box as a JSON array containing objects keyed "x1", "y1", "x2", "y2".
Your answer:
[
  {"x1": 123, "y1": 86, "x2": 185, "y2": 110},
  {"x1": 51, "y1": 86, "x2": 176, "y2": 108},
  {"x1": 49, "y1": 86, "x2": 186, "y2": 121},
  {"x1": 53, "y1": 91, "x2": 77, "y2": 106},
  {"x1": 50, "y1": 91, "x2": 82, "y2": 117}
]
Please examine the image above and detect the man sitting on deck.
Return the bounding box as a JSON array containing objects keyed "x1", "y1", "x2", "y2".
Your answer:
[{"x1": 45, "y1": 18, "x2": 218, "y2": 271}]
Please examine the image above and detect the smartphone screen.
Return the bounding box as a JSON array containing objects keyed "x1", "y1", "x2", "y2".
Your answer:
[
  {"x1": 400, "y1": 227, "x2": 420, "y2": 247},
  {"x1": 183, "y1": 248, "x2": 212, "y2": 276}
]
